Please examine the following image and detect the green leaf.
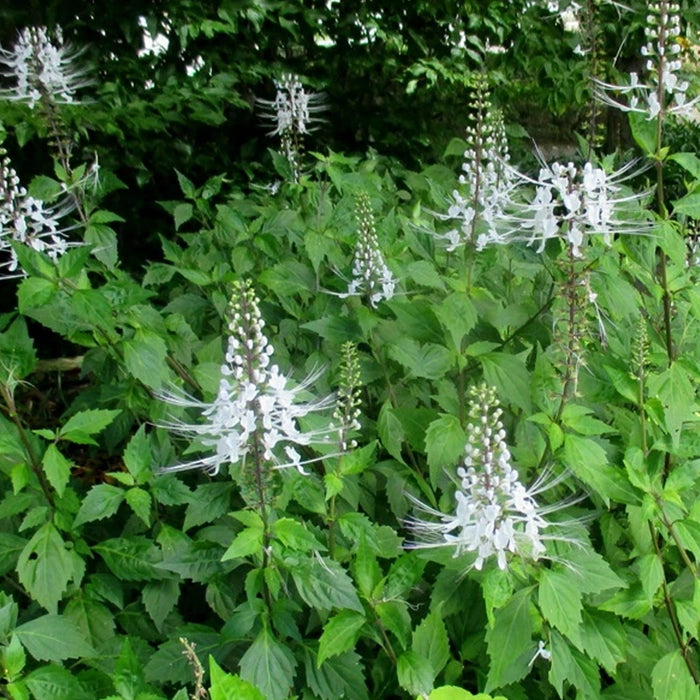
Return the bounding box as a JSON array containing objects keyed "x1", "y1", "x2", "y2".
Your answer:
[
  {"x1": 0, "y1": 317, "x2": 36, "y2": 381},
  {"x1": 434, "y1": 292, "x2": 477, "y2": 351},
  {"x1": 638, "y1": 553, "x2": 664, "y2": 599},
  {"x1": 375, "y1": 600, "x2": 412, "y2": 649},
  {"x1": 17, "y1": 277, "x2": 57, "y2": 310},
  {"x1": 479, "y1": 352, "x2": 531, "y2": 412},
  {"x1": 548, "y1": 630, "x2": 600, "y2": 698},
  {"x1": 63, "y1": 596, "x2": 115, "y2": 650},
  {"x1": 290, "y1": 556, "x2": 363, "y2": 612},
  {"x1": 17, "y1": 523, "x2": 77, "y2": 614},
  {"x1": 668, "y1": 152, "x2": 700, "y2": 179},
  {"x1": 84, "y1": 224, "x2": 119, "y2": 269},
  {"x1": 209, "y1": 656, "x2": 265, "y2": 700},
  {"x1": 484, "y1": 587, "x2": 533, "y2": 692},
  {"x1": 221, "y1": 527, "x2": 263, "y2": 561},
  {"x1": 562, "y1": 434, "x2": 639, "y2": 506},
  {"x1": 317, "y1": 610, "x2": 366, "y2": 666},
  {"x1": 15, "y1": 614, "x2": 95, "y2": 662},
  {"x1": 651, "y1": 649, "x2": 698, "y2": 700},
  {"x1": 73, "y1": 484, "x2": 125, "y2": 527},
  {"x1": 429, "y1": 688, "x2": 507, "y2": 700},
  {"x1": 41, "y1": 445, "x2": 72, "y2": 498},
  {"x1": 647, "y1": 363, "x2": 694, "y2": 449},
  {"x1": 578, "y1": 610, "x2": 626, "y2": 675},
  {"x1": 425, "y1": 414, "x2": 466, "y2": 489},
  {"x1": 273, "y1": 518, "x2": 325, "y2": 552},
  {"x1": 122, "y1": 425, "x2": 152, "y2": 483},
  {"x1": 113, "y1": 638, "x2": 147, "y2": 700},
  {"x1": 397, "y1": 650, "x2": 433, "y2": 696},
  {"x1": 125, "y1": 487, "x2": 152, "y2": 526},
  {"x1": 142, "y1": 580, "x2": 180, "y2": 631},
  {"x1": 673, "y1": 192, "x2": 700, "y2": 218},
  {"x1": 304, "y1": 649, "x2": 369, "y2": 700},
  {"x1": 239, "y1": 627, "x2": 296, "y2": 700},
  {"x1": 628, "y1": 111, "x2": 657, "y2": 155},
  {"x1": 413, "y1": 609, "x2": 450, "y2": 680},
  {"x1": 538, "y1": 569, "x2": 583, "y2": 642},
  {"x1": 387, "y1": 338, "x2": 452, "y2": 380},
  {"x1": 2, "y1": 635, "x2": 26, "y2": 681},
  {"x1": 174, "y1": 203, "x2": 194, "y2": 230},
  {"x1": 59, "y1": 409, "x2": 121, "y2": 445},
  {"x1": 93, "y1": 536, "x2": 165, "y2": 581},
  {"x1": 25, "y1": 664, "x2": 91, "y2": 700},
  {"x1": 183, "y1": 482, "x2": 233, "y2": 531},
  {"x1": 352, "y1": 535, "x2": 382, "y2": 598},
  {"x1": 377, "y1": 402, "x2": 405, "y2": 463},
  {"x1": 123, "y1": 330, "x2": 168, "y2": 389}
]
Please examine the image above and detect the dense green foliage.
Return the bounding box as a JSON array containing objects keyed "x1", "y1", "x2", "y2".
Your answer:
[{"x1": 0, "y1": 1, "x2": 699, "y2": 699}]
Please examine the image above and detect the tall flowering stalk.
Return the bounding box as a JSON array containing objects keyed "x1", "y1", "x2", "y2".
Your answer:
[
  {"x1": 257, "y1": 74, "x2": 326, "y2": 182},
  {"x1": 407, "y1": 384, "x2": 574, "y2": 571},
  {"x1": 0, "y1": 151, "x2": 75, "y2": 277},
  {"x1": 440, "y1": 77, "x2": 516, "y2": 258},
  {"x1": 340, "y1": 191, "x2": 396, "y2": 307},
  {"x1": 158, "y1": 280, "x2": 334, "y2": 489}
]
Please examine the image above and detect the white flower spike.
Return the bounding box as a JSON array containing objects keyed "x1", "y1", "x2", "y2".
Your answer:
[
  {"x1": 407, "y1": 384, "x2": 578, "y2": 571},
  {"x1": 0, "y1": 26, "x2": 91, "y2": 107},
  {"x1": 158, "y1": 280, "x2": 335, "y2": 476}
]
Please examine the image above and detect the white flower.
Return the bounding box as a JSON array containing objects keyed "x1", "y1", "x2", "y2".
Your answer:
[
  {"x1": 158, "y1": 280, "x2": 335, "y2": 475},
  {"x1": 406, "y1": 384, "x2": 577, "y2": 571},
  {"x1": 595, "y1": 1, "x2": 699, "y2": 121},
  {"x1": 501, "y1": 158, "x2": 651, "y2": 257},
  {"x1": 0, "y1": 26, "x2": 91, "y2": 107},
  {"x1": 0, "y1": 154, "x2": 76, "y2": 276}
]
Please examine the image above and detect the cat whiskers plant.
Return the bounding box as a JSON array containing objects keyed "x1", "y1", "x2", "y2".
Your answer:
[{"x1": 406, "y1": 384, "x2": 582, "y2": 572}]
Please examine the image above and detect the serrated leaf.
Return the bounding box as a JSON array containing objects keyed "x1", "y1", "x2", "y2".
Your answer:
[
  {"x1": 93, "y1": 536, "x2": 165, "y2": 581},
  {"x1": 63, "y1": 596, "x2": 115, "y2": 650},
  {"x1": 291, "y1": 556, "x2": 363, "y2": 612},
  {"x1": 273, "y1": 518, "x2": 325, "y2": 552},
  {"x1": 25, "y1": 664, "x2": 90, "y2": 700},
  {"x1": 352, "y1": 535, "x2": 382, "y2": 598},
  {"x1": 72, "y1": 483, "x2": 124, "y2": 528},
  {"x1": 397, "y1": 650, "x2": 434, "y2": 696},
  {"x1": 304, "y1": 649, "x2": 369, "y2": 700},
  {"x1": 539, "y1": 569, "x2": 583, "y2": 642},
  {"x1": 377, "y1": 402, "x2": 405, "y2": 463},
  {"x1": 434, "y1": 292, "x2": 477, "y2": 351},
  {"x1": 183, "y1": 482, "x2": 233, "y2": 531},
  {"x1": 0, "y1": 317, "x2": 36, "y2": 382},
  {"x1": 17, "y1": 523, "x2": 76, "y2": 614},
  {"x1": 122, "y1": 425, "x2": 151, "y2": 483},
  {"x1": 123, "y1": 330, "x2": 168, "y2": 389},
  {"x1": 425, "y1": 414, "x2": 466, "y2": 489},
  {"x1": 209, "y1": 656, "x2": 265, "y2": 700},
  {"x1": 124, "y1": 488, "x2": 152, "y2": 526},
  {"x1": 479, "y1": 352, "x2": 531, "y2": 412},
  {"x1": 375, "y1": 600, "x2": 411, "y2": 649},
  {"x1": 239, "y1": 627, "x2": 296, "y2": 700},
  {"x1": 387, "y1": 338, "x2": 452, "y2": 380},
  {"x1": 548, "y1": 630, "x2": 600, "y2": 698},
  {"x1": 578, "y1": 610, "x2": 626, "y2": 675},
  {"x1": 113, "y1": 637, "x2": 147, "y2": 699},
  {"x1": 317, "y1": 610, "x2": 366, "y2": 666},
  {"x1": 142, "y1": 579, "x2": 180, "y2": 631},
  {"x1": 15, "y1": 614, "x2": 95, "y2": 662},
  {"x1": 413, "y1": 609, "x2": 450, "y2": 680},
  {"x1": 59, "y1": 409, "x2": 121, "y2": 445},
  {"x1": 41, "y1": 445, "x2": 72, "y2": 498},
  {"x1": 3, "y1": 635, "x2": 26, "y2": 681},
  {"x1": 484, "y1": 588, "x2": 533, "y2": 692},
  {"x1": 221, "y1": 527, "x2": 263, "y2": 561},
  {"x1": 651, "y1": 649, "x2": 698, "y2": 700}
]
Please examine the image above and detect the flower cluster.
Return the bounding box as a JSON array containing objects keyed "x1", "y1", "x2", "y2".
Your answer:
[
  {"x1": 504, "y1": 159, "x2": 648, "y2": 257},
  {"x1": 407, "y1": 384, "x2": 558, "y2": 571},
  {"x1": 0, "y1": 153, "x2": 74, "y2": 276},
  {"x1": 596, "y1": 2, "x2": 697, "y2": 120},
  {"x1": 439, "y1": 79, "x2": 516, "y2": 252},
  {"x1": 343, "y1": 191, "x2": 396, "y2": 307},
  {"x1": 158, "y1": 280, "x2": 333, "y2": 476},
  {"x1": 257, "y1": 74, "x2": 326, "y2": 181},
  {"x1": 0, "y1": 26, "x2": 91, "y2": 108},
  {"x1": 332, "y1": 342, "x2": 362, "y2": 452}
]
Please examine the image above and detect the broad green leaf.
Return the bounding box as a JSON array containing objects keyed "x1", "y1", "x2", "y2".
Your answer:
[
  {"x1": 435, "y1": 292, "x2": 477, "y2": 351},
  {"x1": 183, "y1": 482, "x2": 233, "y2": 531},
  {"x1": 84, "y1": 224, "x2": 118, "y2": 269},
  {"x1": 413, "y1": 609, "x2": 450, "y2": 679},
  {"x1": 538, "y1": 569, "x2": 583, "y2": 642},
  {"x1": 93, "y1": 536, "x2": 165, "y2": 581},
  {"x1": 17, "y1": 277, "x2": 57, "y2": 309},
  {"x1": 122, "y1": 425, "x2": 152, "y2": 482},
  {"x1": 2, "y1": 635, "x2": 26, "y2": 681},
  {"x1": 484, "y1": 587, "x2": 533, "y2": 692},
  {"x1": 578, "y1": 610, "x2": 626, "y2": 675},
  {"x1": 406, "y1": 260, "x2": 445, "y2": 290},
  {"x1": 113, "y1": 638, "x2": 147, "y2": 699},
  {"x1": 562, "y1": 434, "x2": 639, "y2": 506},
  {"x1": 17, "y1": 523, "x2": 76, "y2": 614},
  {"x1": 239, "y1": 627, "x2": 296, "y2": 700},
  {"x1": 352, "y1": 535, "x2": 382, "y2": 598},
  {"x1": 0, "y1": 317, "x2": 36, "y2": 382},
  {"x1": 317, "y1": 610, "x2": 366, "y2": 666},
  {"x1": 24, "y1": 664, "x2": 91, "y2": 700},
  {"x1": 41, "y1": 445, "x2": 72, "y2": 498},
  {"x1": 628, "y1": 111, "x2": 657, "y2": 155},
  {"x1": 273, "y1": 518, "x2": 325, "y2": 552},
  {"x1": 15, "y1": 614, "x2": 95, "y2": 662},
  {"x1": 59, "y1": 409, "x2": 121, "y2": 445},
  {"x1": 651, "y1": 649, "x2": 698, "y2": 700},
  {"x1": 63, "y1": 596, "x2": 115, "y2": 650},
  {"x1": 548, "y1": 630, "x2": 600, "y2": 698},
  {"x1": 638, "y1": 553, "x2": 664, "y2": 599},
  {"x1": 668, "y1": 152, "x2": 700, "y2": 179},
  {"x1": 647, "y1": 363, "x2": 694, "y2": 449},
  {"x1": 209, "y1": 657, "x2": 265, "y2": 700},
  {"x1": 290, "y1": 555, "x2": 363, "y2": 612},
  {"x1": 303, "y1": 649, "x2": 369, "y2": 700},
  {"x1": 73, "y1": 484, "x2": 125, "y2": 528},
  {"x1": 142, "y1": 580, "x2": 180, "y2": 631},
  {"x1": 565, "y1": 548, "x2": 626, "y2": 594},
  {"x1": 425, "y1": 413, "x2": 466, "y2": 489},
  {"x1": 221, "y1": 527, "x2": 263, "y2": 561},
  {"x1": 374, "y1": 600, "x2": 412, "y2": 649},
  {"x1": 125, "y1": 487, "x2": 152, "y2": 526},
  {"x1": 430, "y1": 688, "x2": 507, "y2": 700},
  {"x1": 384, "y1": 554, "x2": 426, "y2": 600},
  {"x1": 673, "y1": 192, "x2": 700, "y2": 218},
  {"x1": 123, "y1": 329, "x2": 168, "y2": 389},
  {"x1": 397, "y1": 650, "x2": 433, "y2": 696},
  {"x1": 479, "y1": 352, "x2": 531, "y2": 412},
  {"x1": 387, "y1": 338, "x2": 452, "y2": 380},
  {"x1": 377, "y1": 402, "x2": 405, "y2": 463}
]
